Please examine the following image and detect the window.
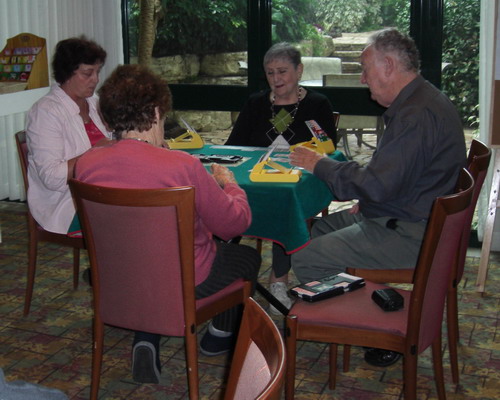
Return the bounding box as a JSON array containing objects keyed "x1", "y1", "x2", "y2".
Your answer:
[
  {"x1": 124, "y1": 0, "x2": 248, "y2": 87},
  {"x1": 121, "y1": 0, "x2": 471, "y2": 121}
]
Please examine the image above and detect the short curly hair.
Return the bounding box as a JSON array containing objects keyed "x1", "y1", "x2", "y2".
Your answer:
[
  {"x1": 97, "y1": 64, "x2": 172, "y2": 138},
  {"x1": 52, "y1": 36, "x2": 106, "y2": 84}
]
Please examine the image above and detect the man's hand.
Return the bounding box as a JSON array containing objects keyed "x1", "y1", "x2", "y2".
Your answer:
[
  {"x1": 211, "y1": 163, "x2": 237, "y2": 187},
  {"x1": 289, "y1": 146, "x2": 326, "y2": 173},
  {"x1": 348, "y1": 203, "x2": 360, "y2": 214}
]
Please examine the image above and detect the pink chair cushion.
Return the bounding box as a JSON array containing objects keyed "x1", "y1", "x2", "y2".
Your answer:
[{"x1": 290, "y1": 281, "x2": 411, "y2": 338}]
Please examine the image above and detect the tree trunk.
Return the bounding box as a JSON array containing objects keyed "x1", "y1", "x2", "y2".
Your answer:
[{"x1": 137, "y1": 0, "x2": 162, "y2": 66}]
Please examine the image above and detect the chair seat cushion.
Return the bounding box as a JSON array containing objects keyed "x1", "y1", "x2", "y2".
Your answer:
[{"x1": 289, "y1": 281, "x2": 411, "y2": 337}]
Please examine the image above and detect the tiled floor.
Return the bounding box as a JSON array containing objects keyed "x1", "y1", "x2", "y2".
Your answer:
[{"x1": 1, "y1": 132, "x2": 499, "y2": 399}]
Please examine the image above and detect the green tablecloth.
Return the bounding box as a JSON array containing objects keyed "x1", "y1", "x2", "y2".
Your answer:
[{"x1": 185, "y1": 145, "x2": 347, "y2": 253}]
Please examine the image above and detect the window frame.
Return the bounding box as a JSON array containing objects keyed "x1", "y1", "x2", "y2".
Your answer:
[{"x1": 121, "y1": 0, "x2": 443, "y2": 116}]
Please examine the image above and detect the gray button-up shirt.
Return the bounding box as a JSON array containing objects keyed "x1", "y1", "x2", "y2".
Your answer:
[{"x1": 314, "y1": 75, "x2": 466, "y2": 222}]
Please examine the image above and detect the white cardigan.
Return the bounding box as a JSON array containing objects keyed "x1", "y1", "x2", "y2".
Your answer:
[{"x1": 26, "y1": 84, "x2": 111, "y2": 234}]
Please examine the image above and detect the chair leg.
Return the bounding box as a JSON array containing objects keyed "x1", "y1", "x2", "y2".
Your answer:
[
  {"x1": 403, "y1": 352, "x2": 418, "y2": 400},
  {"x1": 329, "y1": 344, "x2": 338, "y2": 389},
  {"x1": 343, "y1": 344, "x2": 351, "y2": 372},
  {"x1": 285, "y1": 316, "x2": 298, "y2": 400},
  {"x1": 73, "y1": 248, "x2": 80, "y2": 289},
  {"x1": 24, "y1": 231, "x2": 38, "y2": 316},
  {"x1": 447, "y1": 288, "x2": 460, "y2": 384},
  {"x1": 90, "y1": 318, "x2": 104, "y2": 400},
  {"x1": 185, "y1": 325, "x2": 200, "y2": 399},
  {"x1": 256, "y1": 239, "x2": 262, "y2": 254},
  {"x1": 432, "y1": 334, "x2": 447, "y2": 400},
  {"x1": 341, "y1": 132, "x2": 353, "y2": 160},
  {"x1": 355, "y1": 132, "x2": 363, "y2": 147}
]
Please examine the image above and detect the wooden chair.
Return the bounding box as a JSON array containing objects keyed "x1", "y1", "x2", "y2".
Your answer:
[
  {"x1": 68, "y1": 180, "x2": 252, "y2": 400},
  {"x1": 224, "y1": 297, "x2": 286, "y2": 400},
  {"x1": 15, "y1": 130, "x2": 85, "y2": 316},
  {"x1": 285, "y1": 168, "x2": 474, "y2": 400},
  {"x1": 447, "y1": 139, "x2": 490, "y2": 382},
  {"x1": 346, "y1": 139, "x2": 491, "y2": 383}
]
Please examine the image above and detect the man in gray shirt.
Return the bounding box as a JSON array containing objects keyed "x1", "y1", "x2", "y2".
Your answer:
[{"x1": 289, "y1": 28, "x2": 466, "y2": 367}]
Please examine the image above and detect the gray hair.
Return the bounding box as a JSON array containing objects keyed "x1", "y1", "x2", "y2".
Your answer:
[
  {"x1": 367, "y1": 28, "x2": 420, "y2": 73},
  {"x1": 263, "y1": 42, "x2": 302, "y2": 68}
]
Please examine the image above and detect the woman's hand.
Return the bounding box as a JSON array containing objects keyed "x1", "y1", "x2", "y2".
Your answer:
[
  {"x1": 289, "y1": 146, "x2": 326, "y2": 173},
  {"x1": 211, "y1": 163, "x2": 237, "y2": 187}
]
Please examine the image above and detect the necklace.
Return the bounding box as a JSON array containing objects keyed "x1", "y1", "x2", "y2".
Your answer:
[{"x1": 269, "y1": 86, "x2": 303, "y2": 136}]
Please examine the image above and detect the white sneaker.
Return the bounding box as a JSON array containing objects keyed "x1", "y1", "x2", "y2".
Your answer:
[{"x1": 269, "y1": 282, "x2": 293, "y2": 316}]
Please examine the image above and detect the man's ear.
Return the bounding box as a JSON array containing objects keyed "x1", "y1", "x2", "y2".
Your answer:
[{"x1": 384, "y1": 55, "x2": 396, "y2": 77}]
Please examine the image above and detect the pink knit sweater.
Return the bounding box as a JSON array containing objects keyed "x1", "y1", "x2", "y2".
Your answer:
[{"x1": 75, "y1": 139, "x2": 252, "y2": 285}]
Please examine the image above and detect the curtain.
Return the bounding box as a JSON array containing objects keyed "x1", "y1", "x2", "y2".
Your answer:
[
  {"x1": 476, "y1": 0, "x2": 496, "y2": 245},
  {"x1": 0, "y1": 0, "x2": 123, "y2": 201}
]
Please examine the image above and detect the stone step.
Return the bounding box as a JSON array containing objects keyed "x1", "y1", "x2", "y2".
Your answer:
[
  {"x1": 342, "y1": 62, "x2": 362, "y2": 74},
  {"x1": 333, "y1": 50, "x2": 362, "y2": 63},
  {"x1": 332, "y1": 36, "x2": 367, "y2": 52}
]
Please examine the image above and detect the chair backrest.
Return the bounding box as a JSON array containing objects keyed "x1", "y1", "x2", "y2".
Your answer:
[
  {"x1": 453, "y1": 139, "x2": 491, "y2": 283},
  {"x1": 224, "y1": 297, "x2": 286, "y2": 400},
  {"x1": 69, "y1": 179, "x2": 196, "y2": 337},
  {"x1": 407, "y1": 168, "x2": 473, "y2": 351},
  {"x1": 14, "y1": 130, "x2": 29, "y2": 191}
]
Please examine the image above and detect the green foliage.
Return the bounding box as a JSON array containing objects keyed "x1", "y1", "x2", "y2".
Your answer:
[
  {"x1": 156, "y1": 0, "x2": 247, "y2": 55},
  {"x1": 312, "y1": 0, "x2": 478, "y2": 126},
  {"x1": 272, "y1": 0, "x2": 321, "y2": 48},
  {"x1": 129, "y1": 0, "x2": 324, "y2": 57},
  {"x1": 441, "y1": 0, "x2": 480, "y2": 126},
  {"x1": 380, "y1": 0, "x2": 409, "y2": 33},
  {"x1": 128, "y1": 0, "x2": 247, "y2": 56},
  {"x1": 127, "y1": 0, "x2": 478, "y2": 126},
  {"x1": 314, "y1": 0, "x2": 382, "y2": 35}
]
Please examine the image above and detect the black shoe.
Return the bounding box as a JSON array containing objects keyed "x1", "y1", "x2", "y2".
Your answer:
[
  {"x1": 132, "y1": 341, "x2": 161, "y2": 384},
  {"x1": 364, "y1": 348, "x2": 401, "y2": 367},
  {"x1": 199, "y1": 327, "x2": 235, "y2": 357}
]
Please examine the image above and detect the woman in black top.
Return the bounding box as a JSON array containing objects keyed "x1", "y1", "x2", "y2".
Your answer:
[{"x1": 226, "y1": 42, "x2": 337, "y2": 314}]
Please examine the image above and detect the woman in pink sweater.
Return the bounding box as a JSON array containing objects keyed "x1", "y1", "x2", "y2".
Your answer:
[{"x1": 75, "y1": 64, "x2": 260, "y2": 384}]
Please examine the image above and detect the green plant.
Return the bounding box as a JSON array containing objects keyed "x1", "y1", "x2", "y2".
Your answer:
[
  {"x1": 272, "y1": 0, "x2": 321, "y2": 48},
  {"x1": 129, "y1": 0, "x2": 247, "y2": 56},
  {"x1": 441, "y1": 0, "x2": 480, "y2": 126},
  {"x1": 314, "y1": 0, "x2": 382, "y2": 36},
  {"x1": 380, "y1": 0, "x2": 409, "y2": 33}
]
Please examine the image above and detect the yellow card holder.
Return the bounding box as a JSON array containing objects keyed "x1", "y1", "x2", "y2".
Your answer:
[
  {"x1": 250, "y1": 159, "x2": 302, "y2": 183},
  {"x1": 166, "y1": 130, "x2": 204, "y2": 149},
  {"x1": 289, "y1": 136, "x2": 335, "y2": 154}
]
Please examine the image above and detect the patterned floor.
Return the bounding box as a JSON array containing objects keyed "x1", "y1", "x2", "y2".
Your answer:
[
  {"x1": 1, "y1": 133, "x2": 499, "y2": 399},
  {"x1": 1, "y1": 202, "x2": 500, "y2": 399}
]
